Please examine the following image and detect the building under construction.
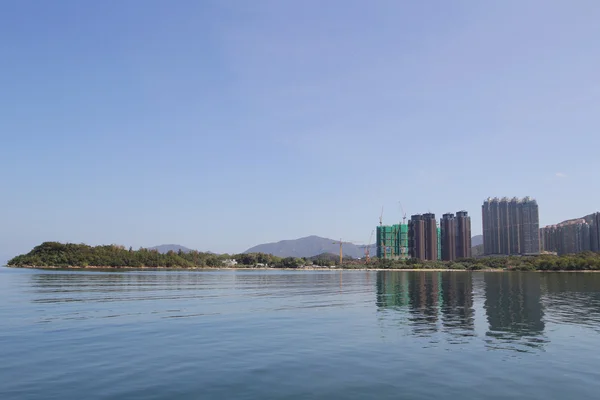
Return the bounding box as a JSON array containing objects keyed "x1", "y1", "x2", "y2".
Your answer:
[
  {"x1": 376, "y1": 224, "x2": 409, "y2": 260},
  {"x1": 377, "y1": 209, "x2": 466, "y2": 262}
]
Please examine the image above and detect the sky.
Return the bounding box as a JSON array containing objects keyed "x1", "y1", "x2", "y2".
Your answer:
[{"x1": 1, "y1": 0, "x2": 600, "y2": 260}]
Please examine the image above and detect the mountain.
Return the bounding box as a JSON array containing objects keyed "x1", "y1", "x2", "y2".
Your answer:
[
  {"x1": 246, "y1": 234, "x2": 486, "y2": 259},
  {"x1": 148, "y1": 244, "x2": 194, "y2": 254},
  {"x1": 471, "y1": 235, "x2": 483, "y2": 247},
  {"x1": 245, "y1": 236, "x2": 374, "y2": 259}
]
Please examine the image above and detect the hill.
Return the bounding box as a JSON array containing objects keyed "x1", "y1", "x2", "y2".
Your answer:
[
  {"x1": 245, "y1": 236, "x2": 374, "y2": 259},
  {"x1": 471, "y1": 235, "x2": 483, "y2": 247},
  {"x1": 148, "y1": 244, "x2": 194, "y2": 254},
  {"x1": 7, "y1": 242, "x2": 229, "y2": 268}
]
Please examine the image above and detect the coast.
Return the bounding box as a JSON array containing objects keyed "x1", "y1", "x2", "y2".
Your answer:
[
  {"x1": 5, "y1": 265, "x2": 471, "y2": 271},
  {"x1": 6, "y1": 265, "x2": 599, "y2": 272},
  {"x1": 7, "y1": 242, "x2": 600, "y2": 272}
]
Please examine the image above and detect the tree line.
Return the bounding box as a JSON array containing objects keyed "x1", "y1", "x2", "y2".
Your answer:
[
  {"x1": 7, "y1": 242, "x2": 312, "y2": 269},
  {"x1": 374, "y1": 252, "x2": 600, "y2": 271},
  {"x1": 8, "y1": 242, "x2": 600, "y2": 271}
]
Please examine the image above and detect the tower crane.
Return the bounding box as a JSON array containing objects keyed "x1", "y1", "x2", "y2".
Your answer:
[
  {"x1": 359, "y1": 230, "x2": 375, "y2": 264},
  {"x1": 399, "y1": 201, "x2": 407, "y2": 224},
  {"x1": 332, "y1": 239, "x2": 360, "y2": 266},
  {"x1": 398, "y1": 201, "x2": 408, "y2": 258}
]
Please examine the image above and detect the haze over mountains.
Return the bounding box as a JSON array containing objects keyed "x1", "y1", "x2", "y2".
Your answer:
[
  {"x1": 0, "y1": 234, "x2": 487, "y2": 266},
  {"x1": 150, "y1": 234, "x2": 485, "y2": 259},
  {"x1": 149, "y1": 244, "x2": 194, "y2": 254},
  {"x1": 244, "y1": 236, "x2": 374, "y2": 259}
]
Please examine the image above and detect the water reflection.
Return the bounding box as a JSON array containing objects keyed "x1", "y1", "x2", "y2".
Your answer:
[
  {"x1": 483, "y1": 273, "x2": 547, "y2": 351},
  {"x1": 376, "y1": 271, "x2": 550, "y2": 352},
  {"x1": 22, "y1": 269, "x2": 600, "y2": 354},
  {"x1": 440, "y1": 273, "x2": 475, "y2": 341},
  {"x1": 376, "y1": 272, "x2": 475, "y2": 340}
]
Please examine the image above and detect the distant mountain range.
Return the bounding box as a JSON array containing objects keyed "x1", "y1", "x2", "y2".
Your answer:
[
  {"x1": 245, "y1": 236, "x2": 375, "y2": 259},
  {"x1": 148, "y1": 244, "x2": 194, "y2": 254},
  {"x1": 145, "y1": 234, "x2": 485, "y2": 259},
  {"x1": 245, "y1": 234, "x2": 485, "y2": 259}
]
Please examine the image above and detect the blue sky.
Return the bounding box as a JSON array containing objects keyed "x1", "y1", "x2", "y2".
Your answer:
[{"x1": 1, "y1": 0, "x2": 600, "y2": 260}]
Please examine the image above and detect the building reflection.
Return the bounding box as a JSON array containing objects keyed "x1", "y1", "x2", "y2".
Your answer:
[
  {"x1": 440, "y1": 272, "x2": 475, "y2": 340},
  {"x1": 407, "y1": 272, "x2": 440, "y2": 335},
  {"x1": 376, "y1": 271, "x2": 410, "y2": 308},
  {"x1": 376, "y1": 272, "x2": 475, "y2": 338},
  {"x1": 483, "y1": 272, "x2": 547, "y2": 351}
]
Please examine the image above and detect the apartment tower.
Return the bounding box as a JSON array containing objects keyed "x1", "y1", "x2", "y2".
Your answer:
[
  {"x1": 541, "y1": 212, "x2": 599, "y2": 255},
  {"x1": 423, "y1": 213, "x2": 438, "y2": 261},
  {"x1": 482, "y1": 197, "x2": 540, "y2": 255},
  {"x1": 409, "y1": 214, "x2": 439, "y2": 261},
  {"x1": 408, "y1": 215, "x2": 425, "y2": 260},
  {"x1": 440, "y1": 213, "x2": 456, "y2": 261},
  {"x1": 456, "y1": 211, "x2": 472, "y2": 259},
  {"x1": 584, "y1": 212, "x2": 600, "y2": 252},
  {"x1": 520, "y1": 197, "x2": 541, "y2": 254}
]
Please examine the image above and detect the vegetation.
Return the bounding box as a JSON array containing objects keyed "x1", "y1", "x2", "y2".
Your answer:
[
  {"x1": 471, "y1": 244, "x2": 484, "y2": 258},
  {"x1": 7, "y1": 242, "x2": 600, "y2": 271},
  {"x1": 372, "y1": 252, "x2": 600, "y2": 271},
  {"x1": 7, "y1": 242, "x2": 309, "y2": 269},
  {"x1": 308, "y1": 252, "x2": 354, "y2": 267}
]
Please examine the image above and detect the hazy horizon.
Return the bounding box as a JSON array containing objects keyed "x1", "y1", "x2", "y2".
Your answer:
[{"x1": 2, "y1": 1, "x2": 600, "y2": 257}]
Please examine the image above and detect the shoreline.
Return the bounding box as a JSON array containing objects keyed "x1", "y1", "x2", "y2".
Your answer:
[{"x1": 4, "y1": 265, "x2": 600, "y2": 272}]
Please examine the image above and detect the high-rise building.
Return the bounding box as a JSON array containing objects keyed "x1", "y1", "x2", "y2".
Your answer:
[
  {"x1": 520, "y1": 197, "x2": 540, "y2": 254},
  {"x1": 584, "y1": 212, "x2": 600, "y2": 252},
  {"x1": 441, "y1": 213, "x2": 456, "y2": 261},
  {"x1": 499, "y1": 198, "x2": 510, "y2": 255},
  {"x1": 482, "y1": 198, "x2": 500, "y2": 255},
  {"x1": 409, "y1": 214, "x2": 438, "y2": 261},
  {"x1": 424, "y1": 213, "x2": 438, "y2": 261},
  {"x1": 482, "y1": 197, "x2": 540, "y2": 255},
  {"x1": 437, "y1": 227, "x2": 441, "y2": 261},
  {"x1": 540, "y1": 225, "x2": 558, "y2": 253},
  {"x1": 541, "y1": 216, "x2": 595, "y2": 255},
  {"x1": 456, "y1": 211, "x2": 472, "y2": 259},
  {"x1": 408, "y1": 215, "x2": 425, "y2": 260},
  {"x1": 508, "y1": 198, "x2": 521, "y2": 254}
]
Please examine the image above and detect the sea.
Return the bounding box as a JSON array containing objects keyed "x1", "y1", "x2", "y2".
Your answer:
[{"x1": 1, "y1": 267, "x2": 600, "y2": 399}]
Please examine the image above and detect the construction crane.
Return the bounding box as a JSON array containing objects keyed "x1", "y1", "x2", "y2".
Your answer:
[
  {"x1": 358, "y1": 230, "x2": 375, "y2": 264},
  {"x1": 379, "y1": 206, "x2": 384, "y2": 226},
  {"x1": 332, "y1": 239, "x2": 360, "y2": 266},
  {"x1": 398, "y1": 201, "x2": 408, "y2": 258},
  {"x1": 399, "y1": 201, "x2": 407, "y2": 224}
]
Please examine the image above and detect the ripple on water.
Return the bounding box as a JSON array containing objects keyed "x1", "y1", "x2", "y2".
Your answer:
[{"x1": 1, "y1": 269, "x2": 600, "y2": 400}]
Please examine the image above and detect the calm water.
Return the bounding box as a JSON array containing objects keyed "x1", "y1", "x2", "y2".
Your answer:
[{"x1": 2, "y1": 268, "x2": 600, "y2": 399}]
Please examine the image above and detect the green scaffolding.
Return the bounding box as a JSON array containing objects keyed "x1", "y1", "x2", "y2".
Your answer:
[{"x1": 377, "y1": 224, "x2": 409, "y2": 260}]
